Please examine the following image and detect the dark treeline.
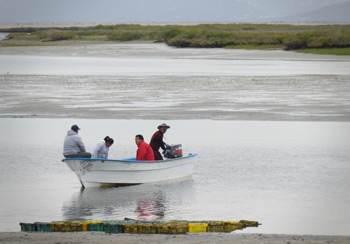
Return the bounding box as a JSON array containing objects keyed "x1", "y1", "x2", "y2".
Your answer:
[{"x1": 1, "y1": 23, "x2": 350, "y2": 50}]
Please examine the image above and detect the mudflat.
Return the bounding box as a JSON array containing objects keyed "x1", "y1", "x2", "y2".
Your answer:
[
  {"x1": 1, "y1": 74, "x2": 349, "y2": 121},
  {"x1": 1, "y1": 42, "x2": 349, "y2": 121}
]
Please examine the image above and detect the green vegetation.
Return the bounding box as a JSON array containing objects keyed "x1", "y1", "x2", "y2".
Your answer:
[
  {"x1": 1, "y1": 23, "x2": 350, "y2": 54},
  {"x1": 225, "y1": 44, "x2": 284, "y2": 50},
  {"x1": 297, "y1": 47, "x2": 350, "y2": 55}
]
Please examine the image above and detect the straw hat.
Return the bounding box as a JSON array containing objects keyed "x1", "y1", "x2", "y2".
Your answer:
[{"x1": 157, "y1": 123, "x2": 170, "y2": 129}]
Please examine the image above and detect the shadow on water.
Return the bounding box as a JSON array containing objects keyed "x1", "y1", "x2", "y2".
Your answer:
[{"x1": 62, "y1": 177, "x2": 193, "y2": 222}]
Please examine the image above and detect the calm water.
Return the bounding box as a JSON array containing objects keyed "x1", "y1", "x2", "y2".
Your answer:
[
  {"x1": 0, "y1": 118, "x2": 349, "y2": 235},
  {"x1": 1, "y1": 43, "x2": 350, "y2": 76}
]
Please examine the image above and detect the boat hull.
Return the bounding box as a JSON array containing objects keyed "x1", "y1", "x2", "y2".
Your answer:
[{"x1": 62, "y1": 153, "x2": 197, "y2": 188}]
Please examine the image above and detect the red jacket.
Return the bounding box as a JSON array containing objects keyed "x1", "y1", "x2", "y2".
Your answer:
[{"x1": 136, "y1": 141, "x2": 155, "y2": 161}]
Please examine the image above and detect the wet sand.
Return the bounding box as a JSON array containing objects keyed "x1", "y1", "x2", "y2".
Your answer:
[
  {"x1": 1, "y1": 74, "x2": 349, "y2": 121},
  {"x1": 1, "y1": 41, "x2": 349, "y2": 121},
  {"x1": 1, "y1": 232, "x2": 350, "y2": 244}
]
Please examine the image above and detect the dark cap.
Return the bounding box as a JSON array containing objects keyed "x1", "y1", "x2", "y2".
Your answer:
[{"x1": 71, "y1": 124, "x2": 81, "y2": 131}]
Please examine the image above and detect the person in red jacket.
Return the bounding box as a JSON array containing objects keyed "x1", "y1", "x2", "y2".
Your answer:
[
  {"x1": 150, "y1": 123, "x2": 170, "y2": 160},
  {"x1": 135, "y1": 134, "x2": 155, "y2": 161}
]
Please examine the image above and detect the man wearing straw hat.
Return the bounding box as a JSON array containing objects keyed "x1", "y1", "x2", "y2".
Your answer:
[{"x1": 150, "y1": 123, "x2": 170, "y2": 160}]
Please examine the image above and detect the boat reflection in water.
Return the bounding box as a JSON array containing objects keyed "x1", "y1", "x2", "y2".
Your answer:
[
  {"x1": 61, "y1": 177, "x2": 193, "y2": 222},
  {"x1": 135, "y1": 195, "x2": 165, "y2": 221}
]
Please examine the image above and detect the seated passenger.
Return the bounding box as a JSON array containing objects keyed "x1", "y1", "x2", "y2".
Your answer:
[
  {"x1": 92, "y1": 136, "x2": 114, "y2": 159},
  {"x1": 135, "y1": 134, "x2": 155, "y2": 161},
  {"x1": 63, "y1": 124, "x2": 91, "y2": 158}
]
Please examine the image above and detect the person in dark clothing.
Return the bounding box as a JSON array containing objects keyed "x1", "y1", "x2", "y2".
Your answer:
[{"x1": 150, "y1": 123, "x2": 170, "y2": 160}]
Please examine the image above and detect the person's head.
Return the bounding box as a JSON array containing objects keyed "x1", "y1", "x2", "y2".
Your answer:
[
  {"x1": 71, "y1": 124, "x2": 81, "y2": 133},
  {"x1": 104, "y1": 136, "x2": 114, "y2": 147},
  {"x1": 135, "y1": 134, "x2": 144, "y2": 146},
  {"x1": 157, "y1": 123, "x2": 170, "y2": 134}
]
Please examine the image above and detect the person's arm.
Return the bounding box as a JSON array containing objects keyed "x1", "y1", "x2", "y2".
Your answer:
[
  {"x1": 160, "y1": 139, "x2": 166, "y2": 151},
  {"x1": 76, "y1": 137, "x2": 86, "y2": 152},
  {"x1": 156, "y1": 132, "x2": 166, "y2": 151},
  {"x1": 105, "y1": 149, "x2": 109, "y2": 159},
  {"x1": 92, "y1": 141, "x2": 103, "y2": 158},
  {"x1": 136, "y1": 144, "x2": 147, "y2": 160}
]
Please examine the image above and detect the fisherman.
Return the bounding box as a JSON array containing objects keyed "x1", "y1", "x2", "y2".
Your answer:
[
  {"x1": 63, "y1": 124, "x2": 91, "y2": 158},
  {"x1": 92, "y1": 136, "x2": 114, "y2": 159},
  {"x1": 135, "y1": 134, "x2": 154, "y2": 161},
  {"x1": 150, "y1": 123, "x2": 170, "y2": 160}
]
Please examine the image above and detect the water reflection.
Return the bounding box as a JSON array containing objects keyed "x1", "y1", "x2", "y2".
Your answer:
[
  {"x1": 63, "y1": 188, "x2": 94, "y2": 221},
  {"x1": 62, "y1": 178, "x2": 192, "y2": 222},
  {"x1": 135, "y1": 193, "x2": 165, "y2": 221}
]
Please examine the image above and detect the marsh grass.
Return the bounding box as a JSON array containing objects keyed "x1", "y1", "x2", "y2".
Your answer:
[
  {"x1": 0, "y1": 39, "x2": 112, "y2": 47},
  {"x1": 297, "y1": 48, "x2": 350, "y2": 55},
  {"x1": 224, "y1": 44, "x2": 284, "y2": 50},
  {"x1": 1, "y1": 23, "x2": 350, "y2": 54},
  {"x1": 0, "y1": 40, "x2": 57, "y2": 47}
]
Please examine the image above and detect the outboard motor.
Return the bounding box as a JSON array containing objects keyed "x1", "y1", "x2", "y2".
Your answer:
[{"x1": 163, "y1": 144, "x2": 183, "y2": 158}]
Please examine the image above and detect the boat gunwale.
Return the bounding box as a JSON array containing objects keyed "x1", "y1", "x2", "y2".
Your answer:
[{"x1": 61, "y1": 153, "x2": 198, "y2": 163}]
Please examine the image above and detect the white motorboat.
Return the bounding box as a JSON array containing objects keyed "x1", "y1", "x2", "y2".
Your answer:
[{"x1": 62, "y1": 153, "x2": 198, "y2": 188}]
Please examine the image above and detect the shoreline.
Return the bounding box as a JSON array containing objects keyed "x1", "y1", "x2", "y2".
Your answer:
[
  {"x1": 1, "y1": 114, "x2": 350, "y2": 122},
  {"x1": 1, "y1": 23, "x2": 350, "y2": 55},
  {"x1": 1, "y1": 232, "x2": 350, "y2": 244}
]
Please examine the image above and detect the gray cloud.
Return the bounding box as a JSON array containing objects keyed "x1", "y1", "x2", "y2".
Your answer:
[{"x1": 0, "y1": 0, "x2": 349, "y2": 23}]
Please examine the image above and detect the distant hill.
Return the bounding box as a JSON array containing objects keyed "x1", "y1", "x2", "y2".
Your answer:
[
  {"x1": 0, "y1": 0, "x2": 349, "y2": 23},
  {"x1": 245, "y1": 0, "x2": 349, "y2": 19},
  {"x1": 148, "y1": 0, "x2": 265, "y2": 22},
  {"x1": 0, "y1": 0, "x2": 264, "y2": 23},
  {"x1": 283, "y1": 2, "x2": 350, "y2": 22}
]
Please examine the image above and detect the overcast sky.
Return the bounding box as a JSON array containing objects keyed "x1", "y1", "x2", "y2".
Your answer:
[{"x1": 0, "y1": 0, "x2": 349, "y2": 23}]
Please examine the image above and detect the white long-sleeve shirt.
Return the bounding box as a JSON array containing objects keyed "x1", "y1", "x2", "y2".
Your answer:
[{"x1": 92, "y1": 140, "x2": 109, "y2": 159}]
